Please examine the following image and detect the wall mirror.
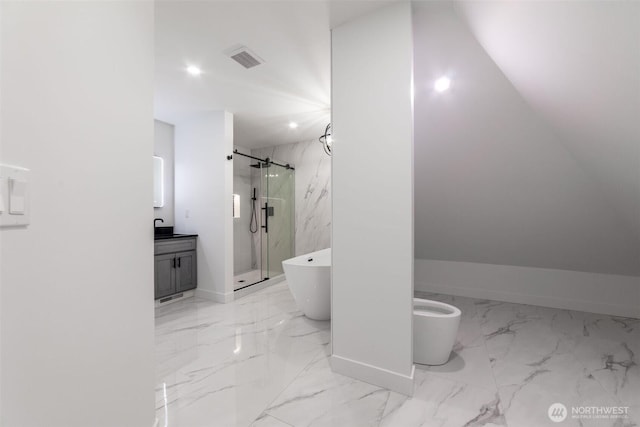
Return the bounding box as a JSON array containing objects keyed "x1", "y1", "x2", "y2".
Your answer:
[{"x1": 153, "y1": 156, "x2": 164, "y2": 208}]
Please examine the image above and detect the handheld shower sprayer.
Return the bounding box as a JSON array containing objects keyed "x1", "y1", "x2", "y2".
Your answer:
[{"x1": 249, "y1": 187, "x2": 258, "y2": 233}]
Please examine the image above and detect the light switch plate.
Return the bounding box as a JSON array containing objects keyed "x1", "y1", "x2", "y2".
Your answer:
[
  {"x1": 0, "y1": 164, "x2": 30, "y2": 227},
  {"x1": 9, "y1": 178, "x2": 26, "y2": 214}
]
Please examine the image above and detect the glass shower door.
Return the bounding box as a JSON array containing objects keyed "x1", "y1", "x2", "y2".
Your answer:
[
  {"x1": 260, "y1": 161, "x2": 295, "y2": 279},
  {"x1": 233, "y1": 154, "x2": 265, "y2": 290}
]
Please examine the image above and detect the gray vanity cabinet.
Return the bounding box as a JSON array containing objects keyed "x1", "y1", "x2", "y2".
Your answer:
[
  {"x1": 154, "y1": 236, "x2": 197, "y2": 300},
  {"x1": 155, "y1": 253, "x2": 176, "y2": 299},
  {"x1": 175, "y1": 250, "x2": 196, "y2": 292}
]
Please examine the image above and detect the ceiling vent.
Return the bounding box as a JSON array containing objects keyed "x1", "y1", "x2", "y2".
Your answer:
[{"x1": 226, "y1": 45, "x2": 264, "y2": 69}]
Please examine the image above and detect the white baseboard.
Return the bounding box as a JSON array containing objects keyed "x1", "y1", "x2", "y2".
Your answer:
[
  {"x1": 415, "y1": 259, "x2": 640, "y2": 318},
  {"x1": 330, "y1": 354, "x2": 415, "y2": 396},
  {"x1": 195, "y1": 287, "x2": 234, "y2": 304}
]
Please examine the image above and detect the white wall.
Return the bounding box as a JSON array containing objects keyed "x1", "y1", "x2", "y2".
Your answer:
[
  {"x1": 0, "y1": 2, "x2": 3, "y2": 410},
  {"x1": 252, "y1": 139, "x2": 331, "y2": 256},
  {"x1": 175, "y1": 111, "x2": 234, "y2": 303},
  {"x1": 0, "y1": 2, "x2": 155, "y2": 426},
  {"x1": 154, "y1": 120, "x2": 175, "y2": 226},
  {"x1": 331, "y1": 2, "x2": 414, "y2": 395},
  {"x1": 412, "y1": 2, "x2": 640, "y2": 277}
]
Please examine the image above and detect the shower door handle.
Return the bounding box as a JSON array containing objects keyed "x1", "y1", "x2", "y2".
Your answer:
[{"x1": 261, "y1": 203, "x2": 269, "y2": 233}]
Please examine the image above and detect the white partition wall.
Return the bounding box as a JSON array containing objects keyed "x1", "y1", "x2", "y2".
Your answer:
[
  {"x1": 331, "y1": 2, "x2": 415, "y2": 395},
  {"x1": 1, "y1": 2, "x2": 155, "y2": 425},
  {"x1": 0, "y1": 1, "x2": 4, "y2": 412},
  {"x1": 175, "y1": 111, "x2": 234, "y2": 303}
]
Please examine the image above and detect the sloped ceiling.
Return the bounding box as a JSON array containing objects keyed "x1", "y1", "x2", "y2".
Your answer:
[
  {"x1": 413, "y1": 1, "x2": 640, "y2": 276},
  {"x1": 456, "y1": 0, "x2": 640, "y2": 239}
]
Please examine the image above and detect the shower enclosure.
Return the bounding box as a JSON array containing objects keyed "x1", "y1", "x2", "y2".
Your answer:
[{"x1": 233, "y1": 149, "x2": 295, "y2": 291}]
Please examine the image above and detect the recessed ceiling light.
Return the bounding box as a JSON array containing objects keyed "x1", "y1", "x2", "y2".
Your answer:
[
  {"x1": 186, "y1": 65, "x2": 202, "y2": 76},
  {"x1": 434, "y1": 76, "x2": 451, "y2": 92},
  {"x1": 288, "y1": 122, "x2": 298, "y2": 129}
]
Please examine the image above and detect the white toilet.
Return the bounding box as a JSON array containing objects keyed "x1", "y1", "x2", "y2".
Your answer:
[{"x1": 413, "y1": 297, "x2": 461, "y2": 365}]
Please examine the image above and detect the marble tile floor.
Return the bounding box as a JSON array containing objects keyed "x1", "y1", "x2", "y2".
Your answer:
[{"x1": 155, "y1": 283, "x2": 639, "y2": 427}]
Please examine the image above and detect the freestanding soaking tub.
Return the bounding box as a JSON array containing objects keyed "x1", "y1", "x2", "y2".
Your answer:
[{"x1": 282, "y1": 248, "x2": 331, "y2": 320}]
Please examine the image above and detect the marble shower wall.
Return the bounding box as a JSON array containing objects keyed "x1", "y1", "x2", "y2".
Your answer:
[{"x1": 252, "y1": 139, "x2": 331, "y2": 256}]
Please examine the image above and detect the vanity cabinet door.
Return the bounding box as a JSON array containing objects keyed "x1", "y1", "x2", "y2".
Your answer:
[
  {"x1": 155, "y1": 253, "x2": 176, "y2": 299},
  {"x1": 176, "y1": 250, "x2": 197, "y2": 292}
]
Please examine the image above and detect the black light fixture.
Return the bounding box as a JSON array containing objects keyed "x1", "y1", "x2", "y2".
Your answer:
[{"x1": 319, "y1": 123, "x2": 332, "y2": 156}]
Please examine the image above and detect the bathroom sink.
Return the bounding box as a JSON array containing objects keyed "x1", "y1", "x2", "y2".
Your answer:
[
  {"x1": 154, "y1": 233, "x2": 197, "y2": 240},
  {"x1": 154, "y1": 226, "x2": 174, "y2": 238}
]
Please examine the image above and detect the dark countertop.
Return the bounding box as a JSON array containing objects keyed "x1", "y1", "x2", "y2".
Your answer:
[{"x1": 154, "y1": 234, "x2": 198, "y2": 241}]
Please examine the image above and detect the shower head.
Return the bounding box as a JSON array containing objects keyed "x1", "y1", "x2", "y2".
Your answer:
[{"x1": 250, "y1": 162, "x2": 271, "y2": 169}]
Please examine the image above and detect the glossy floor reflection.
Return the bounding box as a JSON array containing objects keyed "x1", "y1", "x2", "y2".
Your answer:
[{"x1": 155, "y1": 283, "x2": 639, "y2": 426}]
